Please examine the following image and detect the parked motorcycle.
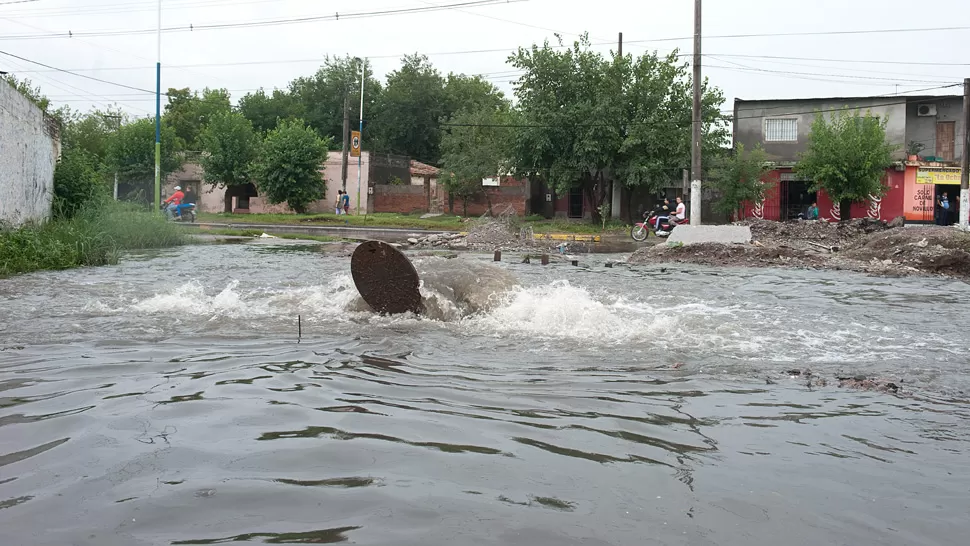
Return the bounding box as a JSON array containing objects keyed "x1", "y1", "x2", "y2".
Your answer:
[
  {"x1": 630, "y1": 209, "x2": 688, "y2": 241},
  {"x1": 161, "y1": 202, "x2": 197, "y2": 223}
]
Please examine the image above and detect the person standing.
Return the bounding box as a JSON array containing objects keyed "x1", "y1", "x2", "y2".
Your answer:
[
  {"x1": 335, "y1": 190, "x2": 343, "y2": 215},
  {"x1": 341, "y1": 190, "x2": 351, "y2": 215}
]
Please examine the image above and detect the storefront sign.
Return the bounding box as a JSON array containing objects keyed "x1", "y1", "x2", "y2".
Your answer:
[{"x1": 916, "y1": 168, "x2": 962, "y2": 185}]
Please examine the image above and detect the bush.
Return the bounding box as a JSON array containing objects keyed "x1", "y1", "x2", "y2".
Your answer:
[
  {"x1": 53, "y1": 148, "x2": 107, "y2": 219},
  {"x1": 0, "y1": 201, "x2": 186, "y2": 277},
  {"x1": 252, "y1": 118, "x2": 330, "y2": 213}
]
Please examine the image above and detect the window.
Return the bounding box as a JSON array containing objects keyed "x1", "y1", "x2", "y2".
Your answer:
[{"x1": 764, "y1": 118, "x2": 798, "y2": 142}]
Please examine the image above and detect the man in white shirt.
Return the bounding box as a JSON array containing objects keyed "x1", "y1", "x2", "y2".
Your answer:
[{"x1": 670, "y1": 196, "x2": 687, "y2": 225}]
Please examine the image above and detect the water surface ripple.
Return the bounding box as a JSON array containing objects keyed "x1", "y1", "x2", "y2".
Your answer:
[{"x1": 1, "y1": 242, "x2": 968, "y2": 545}]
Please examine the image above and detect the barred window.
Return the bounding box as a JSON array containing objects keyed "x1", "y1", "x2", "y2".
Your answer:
[{"x1": 764, "y1": 118, "x2": 798, "y2": 142}]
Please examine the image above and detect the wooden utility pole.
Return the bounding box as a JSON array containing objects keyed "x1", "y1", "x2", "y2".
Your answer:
[
  {"x1": 341, "y1": 94, "x2": 350, "y2": 191},
  {"x1": 690, "y1": 0, "x2": 703, "y2": 225},
  {"x1": 960, "y1": 77, "x2": 969, "y2": 229},
  {"x1": 611, "y1": 31, "x2": 623, "y2": 219}
]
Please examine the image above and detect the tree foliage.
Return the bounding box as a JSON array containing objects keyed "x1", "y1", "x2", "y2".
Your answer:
[
  {"x1": 163, "y1": 87, "x2": 232, "y2": 149},
  {"x1": 52, "y1": 148, "x2": 107, "y2": 219},
  {"x1": 60, "y1": 107, "x2": 127, "y2": 164},
  {"x1": 369, "y1": 54, "x2": 447, "y2": 162},
  {"x1": 795, "y1": 108, "x2": 897, "y2": 221},
  {"x1": 199, "y1": 110, "x2": 259, "y2": 189},
  {"x1": 106, "y1": 117, "x2": 182, "y2": 201},
  {"x1": 238, "y1": 87, "x2": 303, "y2": 134},
  {"x1": 288, "y1": 56, "x2": 382, "y2": 147},
  {"x1": 439, "y1": 103, "x2": 516, "y2": 215},
  {"x1": 709, "y1": 143, "x2": 772, "y2": 220},
  {"x1": 251, "y1": 119, "x2": 330, "y2": 213},
  {"x1": 508, "y1": 35, "x2": 728, "y2": 223}
]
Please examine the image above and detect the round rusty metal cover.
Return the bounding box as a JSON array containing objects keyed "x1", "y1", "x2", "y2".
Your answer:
[{"x1": 351, "y1": 241, "x2": 423, "y2": 315}]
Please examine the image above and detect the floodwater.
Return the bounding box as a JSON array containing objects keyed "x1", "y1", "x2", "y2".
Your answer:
[{"x1": 1, "y1": 240, "x2": 969, "y2": 546}]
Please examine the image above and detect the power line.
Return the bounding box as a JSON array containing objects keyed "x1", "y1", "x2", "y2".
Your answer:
[
  {"x1": 0, "y1": 0, "x2": 39, "y2": 5},
  {"x1": 0, "y1": 48, "x2": 164, "y2": 95},
  {"x1": 0, "y1": 0, "x2": 527, "y2": 40},
  {"x1": 707, "y1": 53, "x2": 970, "y2": 68},
  {"x1": 706, "y1": 57, "x2": 957, "y2": 85}
]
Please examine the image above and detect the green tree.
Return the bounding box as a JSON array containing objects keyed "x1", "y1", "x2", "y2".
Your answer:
[
  {"x1": 370, "y1": 54, "x2": 447, "y2": 161},
  {"x1": 709, "y1": 143, "x2": 772, "y2": 220},
  {"x1": 163, "y1": 87, "x2": 231, "y2": 149},
  {"x1": 439, "y1": 104, "x2": 517, "y2": 215},
  {"x1": 60, "y1": 107, "x2": 127, "y2": 163},
  {"x1": 442, "y1": 73, "x2": 507, "y2": 118},
  {"x1": 199, "y1": 110, "x2": 260, "y2": 213},
  {"x1": 238, "y1": 87, "x2": 303, "y2": 134},
  {"x1": 508, "y1": 35, "x2": 728, "y2": 224},
  {"x1": 795, "y1": 108, "x2": 897, "y2": 221},
  {"x1": 52, "y1": 148, "x2": 107, "y2": 218},
  {"x1": 251, "y1": 118, "x2": 330, "y2": 213},
  {"x1": 288, "y1": 56, "x2": 382, "y2": 147},
  {"x1": 106, "y1": 117, "x2": 182, "y2": 203}
]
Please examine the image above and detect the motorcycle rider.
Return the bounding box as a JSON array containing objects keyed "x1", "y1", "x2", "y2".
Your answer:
[
  {"x1": 669, "y1": 196, "x2": 687, "y2": 226},
  {"x1": 164, "y1": 186, "x2": 185, "y2": 219},
  {"x1": 654, "y1": 198, "x2": 672, "y2": 231}
]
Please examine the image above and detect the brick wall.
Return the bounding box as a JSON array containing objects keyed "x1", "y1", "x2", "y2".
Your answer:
[
  {"x1": 453, "y1": 187, "x2": 527, "y2": 216},
  {"x1": 373, "y1": 185, "x2": 428, "y2": 213}
]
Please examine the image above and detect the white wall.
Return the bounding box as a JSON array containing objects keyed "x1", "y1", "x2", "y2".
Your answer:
[{"x1": 0, "y1": 81, "x2": 59, "y2": 226}]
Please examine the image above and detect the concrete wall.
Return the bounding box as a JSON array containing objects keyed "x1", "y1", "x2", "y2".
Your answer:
[
  {"x1": 734, "y1": 97, "x2": 908, "y2": 162},
  {"x1": 904, "y1": 97, "x2": 965, "y2": 161},
  {"x1": 0, "y1": 81, "x2": 59, "y2": 226}
]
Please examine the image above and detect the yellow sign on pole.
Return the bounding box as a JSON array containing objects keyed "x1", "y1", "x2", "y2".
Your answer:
[
  {"x1": 350, "y1": 130, "x2": 361, "y2": 157},
  {"x1": 917, "y1": 168, "x2": 962, "y2": 185}
]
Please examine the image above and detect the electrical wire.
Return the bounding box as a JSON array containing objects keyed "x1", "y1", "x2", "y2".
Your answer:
[
  {"x1": 0, "y1": 0, "x2": 526, "y2": 39},
  {"x1": 0, "y1": 48, "x2": 164, "y2": 95}
]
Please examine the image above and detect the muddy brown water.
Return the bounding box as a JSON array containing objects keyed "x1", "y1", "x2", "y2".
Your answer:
[{"x1": 1, "y1": 240, "x2": 969, "y2": 545}]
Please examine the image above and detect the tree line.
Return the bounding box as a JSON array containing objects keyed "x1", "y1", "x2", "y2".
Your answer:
[{"x1": 7, "y1": 35, "x2": 733, "y2": 220}]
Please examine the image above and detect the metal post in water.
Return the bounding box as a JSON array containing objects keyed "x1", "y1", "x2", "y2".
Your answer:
[
  {"x1": 298, "y1": 315, "x2": 302, "y2": 343},
  {"x1": 494, "y1": 250, "x2": 501, "y2": 262},
  {"x1": 541, "y1": 254, "x2": 549, "y2": 265}
]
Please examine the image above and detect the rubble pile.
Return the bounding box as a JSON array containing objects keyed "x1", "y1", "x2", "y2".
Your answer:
[
  {"x1": 629, "y1": 217, "x2": 970, "y2": 280},
  {"x1": 405, "y1": 218, "x2": 568, "y2": 252}
]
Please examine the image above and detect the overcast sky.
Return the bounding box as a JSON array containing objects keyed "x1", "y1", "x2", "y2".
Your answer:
[{"x1": 1, "y1": 0, "x2": 967, "y2": 117}]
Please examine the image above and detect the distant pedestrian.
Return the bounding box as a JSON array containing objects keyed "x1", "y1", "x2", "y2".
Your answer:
[
  {"x1": 335, "y1": 190, "x2": 343, "y2": 215},
  {"x1": 341, "y1": 191, "x2": 351, "y2": 215},
  {"x1": 937, "y1": 192, "x2": 950, "y2": 225}
]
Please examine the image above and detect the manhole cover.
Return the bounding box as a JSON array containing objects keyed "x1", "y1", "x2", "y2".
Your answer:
[{"x1": 350, "y1": 241, "x2": 423, "y2": 315}]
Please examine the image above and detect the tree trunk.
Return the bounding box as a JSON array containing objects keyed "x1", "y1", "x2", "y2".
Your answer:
[
  {"x1": 224, "y1": 193, "x2": 232, "y2": 214},
  {"x1": 483, "y1": 188, "x2": 494, "y2": 217},
  {"x1": 839, "y1": 198, "x2": 853, "y2": 222},
  {"x1": 462, "y1": 197, "x2": 468, "y2": 217}
]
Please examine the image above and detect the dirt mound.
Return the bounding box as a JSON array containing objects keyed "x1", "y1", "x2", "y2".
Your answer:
[
  {"x1": 842, "y1": 227, "x2": 970, "y2": 277},
  {"x1": 629, "y1": 220, "x2": 970, "y2": 280}
]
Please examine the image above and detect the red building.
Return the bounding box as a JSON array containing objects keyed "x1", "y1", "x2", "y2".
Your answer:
[{"x1": 734, "y1": 95, "x2": 964, "y2": 224}]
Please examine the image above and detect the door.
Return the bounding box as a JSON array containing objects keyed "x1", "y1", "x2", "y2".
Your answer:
[
  {"x1": 568, "y1": 188, "x2": 583, "y2": 218},
  {"x1": 936, "y1": 121, "x2": 955, "y2": 161}
]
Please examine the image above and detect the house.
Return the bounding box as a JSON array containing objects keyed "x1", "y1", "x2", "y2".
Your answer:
[
  {"x1": 166, "y1": 153, "x2": 531, "y2": 217},
  {"x1": 733, "y1": 94, "x2": 965, "y2": 223}
]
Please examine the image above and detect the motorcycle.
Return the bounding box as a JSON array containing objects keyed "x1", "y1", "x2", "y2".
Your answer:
[
  {"x1": 161, "y1": 202, "x2": 197, "y2": 223},
  {"x1": 630, "y1": 209, "x2": 688, "y2": 241}
]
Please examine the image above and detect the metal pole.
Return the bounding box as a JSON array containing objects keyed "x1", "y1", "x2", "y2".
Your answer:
[
  {"x1": 611, "y1": 31, "x2": 623, "y2": 220},
  {"x1": 154, "y1": 0, "x2": 162, "y2": 213},
  {"x1": 960, "y1": 77, "x2": 969, "y2": 230},
  {"x1": 356, "y1": 58, "x2": 365, "y2": 215},
  {"x1": 341, "y1": 93, "x2": 350, "y2": 192},
  {"x1": 690, "y1": 0, "x2": 703, "y2": 225}
]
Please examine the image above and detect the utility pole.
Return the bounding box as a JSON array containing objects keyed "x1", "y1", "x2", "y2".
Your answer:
[
  {"x1": 690, "y1": 0, "x2": 703, "y2": 225},
  {"x1": 341, "y1": 93, "x2": 350, "y2": 192},
  {"x1": 153, "y1": 0, "x2": 162, "y2": 213},
  {"x1": 611, "y1": 31, "x2": 623, "y2": 220},
  {"x1": 960, "y1": 77, "x2": 969, "y2": 230},
  {"x1": 356, "y1": 58, "x2": 365, "y2": 216},
  {"x1": 682, "y1": 168, "x2": 689, "y2": 203}
]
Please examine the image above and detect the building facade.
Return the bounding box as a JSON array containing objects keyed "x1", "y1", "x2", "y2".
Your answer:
[{"x1": 733, "y1": 94, "x2": 965, "y2": 224}]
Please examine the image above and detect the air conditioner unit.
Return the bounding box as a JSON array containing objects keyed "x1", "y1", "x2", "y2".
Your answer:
[{"x1": 917, "y1": 104, "x2": 937, "y2": 117}]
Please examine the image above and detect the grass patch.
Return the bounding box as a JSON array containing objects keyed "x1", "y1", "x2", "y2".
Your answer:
[
  {"x1": 0, "y1": 202, "x2": 186, "y2": 277},
  {"x1": 197, "y1": 211, "x2": 630, "y2": 234}
]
